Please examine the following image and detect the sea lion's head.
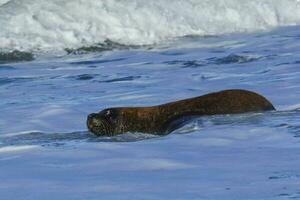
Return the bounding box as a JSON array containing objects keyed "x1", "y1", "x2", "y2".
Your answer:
[{"x1": 87, "y1": 108, "x2": 121, "y2": 136}]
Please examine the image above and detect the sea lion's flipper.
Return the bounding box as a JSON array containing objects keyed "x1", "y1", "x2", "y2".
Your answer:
[{"x1": 164, "y1": 116, "x2": 196, "y2": 134}]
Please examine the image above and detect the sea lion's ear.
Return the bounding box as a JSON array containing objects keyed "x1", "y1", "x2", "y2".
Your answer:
[
  {"x1": 104, "y1": 108, "x2": 118, "y2": 122},
  {"x1": 105, "y1": 110, "x2": 111, "y2": 116},
  {"x1": 99, "y1": 108, "x2": 114, "y2": 116}
]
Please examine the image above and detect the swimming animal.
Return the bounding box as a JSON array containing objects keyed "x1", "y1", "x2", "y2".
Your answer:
[{"x1": 87, "y1": 89, "x2": 275, "y2": 136}]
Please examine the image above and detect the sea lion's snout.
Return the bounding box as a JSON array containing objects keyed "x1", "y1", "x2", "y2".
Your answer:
[
  {"x1": 87, "y1": 113, "x2": 97, "y2": 130},
  {"x1": 87, "y1": 113, "x2": 106, "y2": 136}
]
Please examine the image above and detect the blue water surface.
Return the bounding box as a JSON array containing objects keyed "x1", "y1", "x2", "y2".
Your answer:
[{"x1": 1, "y1": 26, "x2": 300, "y2": 199}]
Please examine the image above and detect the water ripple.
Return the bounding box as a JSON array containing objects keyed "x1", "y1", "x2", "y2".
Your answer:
[
  {"x1": 0, "y1": 131, "x2": 159, "y2": 147},
  {"x1": 164, "y1": 54, "x2": 262, "y2": 68},
  {"x1": 0, "y1": 65, "x2": 15, "y2": 70},
  {"x1": 211, "y1": 54, "x2": 261, "y2": 64},
  {"x1": 98, "y1": 76, "x2": 141, "y2": 83},
  {"x1": 70, "y1": 58, "x2": 126, "y2": 65},
  {"x1": 164, "y1": 60, "x2": 206, "y2": 68},
  {"x1": 0, "y1": 77, "x2": 37, "y2": 86},
  {"x1": 68, "y1": 74, "x2": 99, "y2": 81}
]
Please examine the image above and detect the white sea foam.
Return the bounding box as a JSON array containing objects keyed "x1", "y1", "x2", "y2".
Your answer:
[
  {"x1": 0, "y1": 130, "x2": 42, "y2": 137},
  {"x1": 0, "y1": 0, "x2": 300, "y2": 52},
  {"x1": 0, "y1": 0, "x2": 9, "y2": 6},
  {"x1": 0, "y1": 145, "x2": 39, "y2": 153}
]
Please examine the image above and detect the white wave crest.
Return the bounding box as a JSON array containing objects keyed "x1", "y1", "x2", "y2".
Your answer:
[
  {"x1": 0, "y1": 145, "x2": 39, "y2": 153},
  {"x1": 0, "y1": 0, "x2": 300, "y2": 52}
]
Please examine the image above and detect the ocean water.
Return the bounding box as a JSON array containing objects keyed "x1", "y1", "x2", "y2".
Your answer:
[{"x1": 1, "y1": 0, "x2": 300, "y2": 199}]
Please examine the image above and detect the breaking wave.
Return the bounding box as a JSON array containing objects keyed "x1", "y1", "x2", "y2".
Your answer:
[{"x1": 0, "y1": 0, "x2": 300, "y2": 53}]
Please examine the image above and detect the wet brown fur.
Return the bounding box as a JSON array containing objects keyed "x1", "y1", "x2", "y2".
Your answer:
[{"x1": 87, "y1": 89, "x2": 275, "y2": 136}]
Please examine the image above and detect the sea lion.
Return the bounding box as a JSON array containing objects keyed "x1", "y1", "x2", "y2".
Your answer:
[{"x1": 87, "y1": 89, "x2": 275, "y2": 136}]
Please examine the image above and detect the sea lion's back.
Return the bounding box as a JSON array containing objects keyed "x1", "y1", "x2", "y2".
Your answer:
[{"x1": 199, "y1": 89, "x2": 275, "y2": 114}]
